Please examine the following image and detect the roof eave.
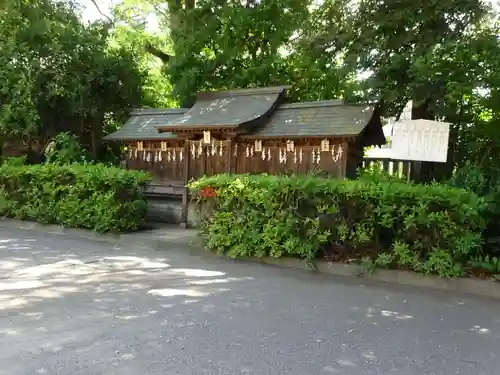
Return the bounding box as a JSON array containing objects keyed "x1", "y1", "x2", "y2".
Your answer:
[
  {"x1": 156, "y1": 124, "x2": 240, "y2": 133},
  {"x1": 103, "y1": 137, "x2": 178, "y2": 142},
  {"x1": 239, "y1": 134, "x2": 359, "y2": 140}
]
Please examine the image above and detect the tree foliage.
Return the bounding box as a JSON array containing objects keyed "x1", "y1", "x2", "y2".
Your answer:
[
  {"x1": 306, "y1": 0, "x2": 500, "y2": 178},
  {"x1": 0, "y1": 0, "x2": 147, "y2": 157},
  {"x1": 2, "y1": 0, "x2": 500, "y2": 178},
  {"x1": 162, "y1": 0, "x2": 313, "y2": 106}
]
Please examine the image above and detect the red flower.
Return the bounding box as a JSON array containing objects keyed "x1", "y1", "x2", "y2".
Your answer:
[{"x1": 200, "y1": 187, "x2": 217, "y2": 197}]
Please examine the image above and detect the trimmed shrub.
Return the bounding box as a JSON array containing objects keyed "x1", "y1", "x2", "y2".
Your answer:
[
  {"x1": 447, "y1": 162, "x2": 500, "y2": 256},
  {"x1": 0, "y1": 163, "x2": 151, "y2": 232},
  {"x1": 2, "y1": 156, "x2": 27, "y2": 166},
  {"x1": 190, "y1": 174, "x2": 486, "y2": 277}
]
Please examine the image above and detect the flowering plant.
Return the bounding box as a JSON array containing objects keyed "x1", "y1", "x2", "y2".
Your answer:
[{"x1": 199, "y1": 186, "x2": 217, "y2": 197}]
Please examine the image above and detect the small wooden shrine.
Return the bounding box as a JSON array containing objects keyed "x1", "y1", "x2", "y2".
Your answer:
[{"x1": 104, "y1": 86, "x2": 385, "y2": 225}]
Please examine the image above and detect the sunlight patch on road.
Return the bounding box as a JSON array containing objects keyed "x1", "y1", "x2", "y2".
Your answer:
[
  {"x1": 169, "y1": 268, "x2": 225, "y2": 277},
  {"x1": 148, "y1": 288, "x2": 210, "y2": 298},
  {"x1": 0, "y1": 280, "x2": 44, "y2": 291},
  {"x1": 470, "y1": 325, "x2": 490, "y2": 334},
  {"x1": 381, "y1": 310, "x2": 414, "y2": 320},
  {"x1": 102, "y1": 256, "x2": 170, "y2": 269},
  {"x1": 187, "y1": 277, "x2": 253, "y2": 285}
]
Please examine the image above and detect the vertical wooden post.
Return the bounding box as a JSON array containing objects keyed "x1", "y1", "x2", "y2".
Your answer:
[
  {"x1": 180, "y1": 139, "x2": 191, "y2": 228},
  {"x1": 382, "y1": 159, "x2": 390, "y2": 174},
  {"x1": 201, "y1": 143, "x2": 207, "y2": 177},
  {"x1": 402, "y1": 160, "x2": 410, "y2": 181},
  {"x1": 339, "y1": 142, "x2": 346, "y2": 178},
  {"x1": 407, "y1": 161, "x2": 412, "y2": 183},
  {"x1": 272, "y1": 143, "x2": 279, "y2": 175},
  {"x1": 226, "y1": 138, "x2": 233, "y2": 173}
]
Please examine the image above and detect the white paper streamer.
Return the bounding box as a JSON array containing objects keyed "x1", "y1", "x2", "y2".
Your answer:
[
  {"x1": 333, "y1": 144, "x2": 343, "y2": 162},
  {"x1": 197, "y1": 142, "x2": 202, "y2": 158}
]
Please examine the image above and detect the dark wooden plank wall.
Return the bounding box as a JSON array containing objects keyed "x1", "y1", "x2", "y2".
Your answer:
[
  {"x1": 188, "y1": 141, "x2": 229, "y2": 180},
  {"x1": 125, "y1": 141, "x2": 185, "y2": 184},
  {"x1": 234, "y1": 142, "x2": 346, "y2": 178},
  {"x1": 124, "y1": 140, "x2": 348, "y2": 183}
]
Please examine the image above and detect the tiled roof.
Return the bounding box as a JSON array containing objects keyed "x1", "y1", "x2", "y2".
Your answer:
[
  {"x1": 103, "y1": 109, "x2": 188, "y2": 141},
  {"x1": 245, "y1": 100, "x2": 375, "y2": 138},
  {"x1": 104, "y1": 94, "x2": 377, "y2": 141},
  {"x1": 155, "y1": 86, "x2": 288, "y2": 130}
]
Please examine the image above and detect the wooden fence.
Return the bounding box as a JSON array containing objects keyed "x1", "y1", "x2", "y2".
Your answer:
[{"x1": 362, "y1": 157, "x2": 412, "y2": 181}]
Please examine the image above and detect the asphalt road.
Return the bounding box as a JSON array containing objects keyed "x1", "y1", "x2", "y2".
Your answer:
[{"x1": 0, "y1": 228, "x2": 499, "y2": 375}]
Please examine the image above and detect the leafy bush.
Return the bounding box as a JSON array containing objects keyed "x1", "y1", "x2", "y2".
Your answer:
[
  {"x1": 2, "y1": 156, "x2": 26, "y2": 166},
  {"x1": 357, "y1": 163, "x2": 407, "y2": 183},
  {"x1": 447, "y1": 161, "x2": 488, "y2": 195},
  {"x1": 448, "y1": 163, "x2": 500, "y2": 255},
  {"x1": 0, "y1": 163, "x2": 151, "y2": 232},
  {"x1": 44, "y1": 132, "x2": 90, "y2": 165},
  {"x1": 190, "y1": 174, "x2": 485, "y2": 277},
  {"x1": 466, "y1": 254, "x2": 500, "y2": 275}
]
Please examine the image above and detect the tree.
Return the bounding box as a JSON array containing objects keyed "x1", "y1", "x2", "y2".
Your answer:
[
  {"x1": 79, "y1": 0, "x2": 500, "y2": 180},
  {"x1": 135, "y1": 0, "x2": 311, "y2": 105},
  {"x1": 0, "y1": 0, "x2": 147, "y2": 158},
  {"x1": 107, "y1": 0, "x2": 353, "y2": 104},
  {"x1": 306, "y1": 0, "x2": 500, "y2": 180},
  {"x1": 109, "y1": 1, "x2": 177, "y2": 108}
]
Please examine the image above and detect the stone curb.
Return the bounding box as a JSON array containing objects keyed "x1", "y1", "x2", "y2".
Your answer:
[{"x1": 2, "y1": 218, "x2": 500, "y2": 300}]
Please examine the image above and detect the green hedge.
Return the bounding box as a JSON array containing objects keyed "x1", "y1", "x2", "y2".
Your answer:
[
  {"x1": 0, "y1": 163, "x2": 151, "y2": 232},
  {"x1": 190, "y1": 174, "x2": 486, "y2": 277}
]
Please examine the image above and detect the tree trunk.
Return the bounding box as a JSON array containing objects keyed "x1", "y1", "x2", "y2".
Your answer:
[{"x1": 91, "y1": 117, "x2": 104, "y2": 160}]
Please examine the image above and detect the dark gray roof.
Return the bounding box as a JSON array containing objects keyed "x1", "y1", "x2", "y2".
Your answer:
[
  {"x1": 245, "y1": 100, "x2": 375, "y2": 138},
  {"x1": 156, "y1": 86, "x2": 288, "y2": 130},
  {"x1": 104, "y1": 108, "x2": 188, "y2": 141},
  {"x1": 104, "y1": 95, "x2": 376, "y2": 142}
]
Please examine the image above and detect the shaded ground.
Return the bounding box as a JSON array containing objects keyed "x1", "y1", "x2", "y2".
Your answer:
[{"x1": 1, "y1": 228, "x2": 500, "y2": 375}]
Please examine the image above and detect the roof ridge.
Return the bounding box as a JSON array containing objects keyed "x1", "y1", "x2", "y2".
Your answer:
[
  {"x1": 279, "y1": 100, "x2": 376, "y2": 110},
  {"x1": 279, "y1": 100, "x2": 344, "y2": 109},
  {"x1": 130, "y1": 108, "x2": 189, "y2": 116},
  {"x1": 196, "y1": 86, "x2": 291, "y2": 100}
]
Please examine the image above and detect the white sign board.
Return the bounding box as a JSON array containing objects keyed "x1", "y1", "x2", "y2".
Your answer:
[{"x1": 391, "y1": 119, "x2": 450, "y2": 162}]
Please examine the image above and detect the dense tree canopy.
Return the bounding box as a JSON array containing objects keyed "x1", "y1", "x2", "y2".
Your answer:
[
  {"x1": 0, "y1": 0, "x2": 147, "y2": 156},
  {"x1": 1, "y1": 0, "x2": 500, "y2": 177}
]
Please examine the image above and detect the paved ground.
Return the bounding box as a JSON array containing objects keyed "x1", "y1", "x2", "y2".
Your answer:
[{"x1": 1, "y1": 228, "x2": 500, "y2": 375}]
